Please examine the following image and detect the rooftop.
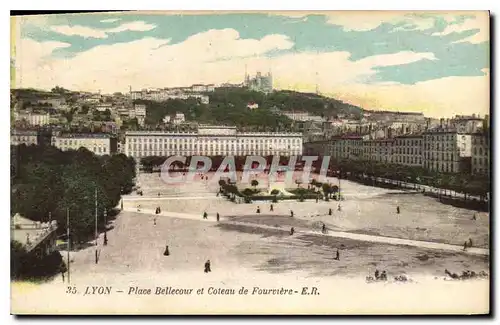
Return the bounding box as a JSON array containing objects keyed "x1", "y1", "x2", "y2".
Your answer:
[{"x1": 56, "y1": 133, "x2": 114, "y2": 139}]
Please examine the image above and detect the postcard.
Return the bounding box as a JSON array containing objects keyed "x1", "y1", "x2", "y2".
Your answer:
[{"x1": 10, "y1": 10, "x2": 490, "y2": 315}]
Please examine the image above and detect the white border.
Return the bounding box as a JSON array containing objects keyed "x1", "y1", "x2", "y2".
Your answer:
[{"x1": 2, "y1": 1, "x2": 497, "y2": 324}]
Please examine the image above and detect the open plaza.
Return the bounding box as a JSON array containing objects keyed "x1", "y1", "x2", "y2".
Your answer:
[{"x1": 11, "y1": 171, "x2": 490, "y2": 314}]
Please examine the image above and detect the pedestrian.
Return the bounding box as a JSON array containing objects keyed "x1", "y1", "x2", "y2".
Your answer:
[
  {"x1": 329, "y1": 208, "x2": 332, "y2": 216},
  {"x1": 256, "y1": 206, "x2": 261, "y2": 214},
  {"x1": 216, "y1": 213, "x2": 220, "y2": 222},
  {"x1": 374, "y1": 269, "x2": 380, "y2": 280},
  {"x1": 472, "y1": 214, "x2": 477, "y2": 220},
  {"x1": 270, "y1": 204, "x2": 274, "y2": 212},
  {"x1": 154, "y1": 218, "x2": 157, "y2": 226},
  {"x1": 158, "y1": 192, "x2": 161, "y2": 197},
  {"x1": 290, "y1": 210, "x2": 294, "y2": 218},
  {"x1": 463, "y1": 241, "x2": 468, "y2": 251},
  {"x1": 396, "y1": 206, "x2": 400, "y2": 214},
  {"x1": 335, "y1": 248, "x2": 339, "y2": 260},
  {"x1": 60, "y1": 261, "x2": 67, "y2": 283},
  {"x1": 380, "y1": 271, "x2": 387, "y2": 281},
  {"x1": 163, "y1": 245, "x2": 170, "y2": 256},
  {"x1": 204, "y1": 260, "x2": 211, "y2": 273},
  {"x1": 203, "y1": 211, "x2": 208, "y2": 219},
  {"x1": 158, "y1": 207, "x2": 161, "y2": 214},
  {"x1": 469, "y1": 238, "x2": 473, "y2": 247},
  {"x1": 322, "y1": 223, "x2": 327, "y2": 234},
  {"x1": 337, "y1": 204, "x2": 341, "y2": 211},
  {"x1": 103, "y1": 232, "x2": 108, "y2": 246},
  {"x1": 290, "y1": 227, "x2": 295, "y2": 235}
]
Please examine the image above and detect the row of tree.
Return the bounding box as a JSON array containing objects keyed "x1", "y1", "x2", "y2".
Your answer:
[
  {"x1": 332, "y1": 158, "x2": 490, "y2": 200},
  {"x1": 11, "y1": 144, "x2": 136, "y2": 243}
]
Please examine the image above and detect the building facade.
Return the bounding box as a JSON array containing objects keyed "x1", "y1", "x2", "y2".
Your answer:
[
  {"x1": 422, "y1": 131, "x2": 472, "y2": 173},
  {"x1": 244, "y1": 71, "x2": 273, "y2": 93},
  {"x1": 303, "y1": 140, "x2": 330, "y2": 156},
  {"x1": 471, "y1": 133, "x2": 490, "y2": 175},
  {"x1": 328, "y1": 136, "x2": 366, "y2": 160},
  {"x1": 393, "y1": 135, "x2": 423, "y2": 167},
  {"x1": 11, "y1": 129, "x2": 38, "y2": 146},
  {"x1": 282, "y1": 111, "x2": 325, "y2": 122},
  {"x1": 362, "y1": 139, "x2": 395, "y2": 164},
  {"x1": 15, "y1": 112, "x2": 51, "y2": 126},
  {"x1": 51, "y1": 133, "x2": 118, "y2": 156},
  {"x1": 124, "y1": 126, "x2": 303, "y2": 158}
]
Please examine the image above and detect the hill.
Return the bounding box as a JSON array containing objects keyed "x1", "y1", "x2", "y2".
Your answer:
[{"x1": 136, "y1": 88, "x2": 364, "y2": 131}]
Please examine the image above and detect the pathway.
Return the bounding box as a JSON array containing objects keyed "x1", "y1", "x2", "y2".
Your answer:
[{"x1": 122, "y1": 207, "x2": 489, "y2": 256}]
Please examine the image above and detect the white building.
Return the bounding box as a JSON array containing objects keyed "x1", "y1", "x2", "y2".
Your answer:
[
  {"x1": 471, "y1": 133, "x2": 490, "y2": 175},
  {"x1": 134, "y1": 104, "x2": 147, "y2": 126},
  {"x1": 173, "y1": 113, "x2": 185, "y2": 125},
  {"x1": 37, "y1": 97, "x2": 66, "y2": 109},
  {"x1": 130, "y1": 89, "x2": 210, "y2": 103},
  {"x1": 124, "y1": 126, "x2": 303, "y2": 158},
  {"x1": 84, "y1": 96, "x2": 101, "y2": 104},
  {"x1": 95, "y1": 103, "x2": 113, "y2": 112},
  {"x1": 51, "y1": 133, "x2": 118, "y2": 156},
  {"x1": 247, "y1": 102, "x2": 259, "y2": 110},
  {"x1": 134, "y1": 104, "x2": 146, "y2": 117},
  {"x1": 422, "y1": 131, "x2": 472, "y2": 173},
  {"x1": 189, "y1": 84, "x2": 215, "y2": 93},
  {"x1": 11, "y1": 129, "x2": 38, "y2": 146},
  {"x1": 282, "y1": 111, "x2": 324, "y2": 122},
  {"x1": 15, "y1": 112, "x2": 51, "y2": 126}
]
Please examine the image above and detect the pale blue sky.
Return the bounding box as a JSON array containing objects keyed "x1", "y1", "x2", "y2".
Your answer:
[{"x1": 12, "y1": 11, "x2": 490, "y2": 117}]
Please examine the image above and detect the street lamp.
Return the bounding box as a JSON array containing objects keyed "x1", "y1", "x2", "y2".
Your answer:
[{"x1": 103, "y1": 209, "x2": 108, "y2": 246}]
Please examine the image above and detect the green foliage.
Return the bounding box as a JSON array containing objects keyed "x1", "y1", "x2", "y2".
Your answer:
[
  {"x1": 92, "y1": 108, "x2": 112, "y2": 121},
  {"x1": 134, "y1": 88, "x2": 363, "y2": 130},
  {"x1": 11, "y1": 144, "x2": 136, "y2": 241},
  {"x1": 270, "y1": 189, "x2": 280, "y2": 195},
  {"x1": 140, "y1": 156, "x2": 167, "y2": 172},
  {"x1": 51, "y1": 86, "x2": 70, "y2": 94},
  {"x1": 251, "y1": 179, "x2": 259, "y2": 188},
  {"x1": 80, "y1": 104, "x2": 90, "y2": 115},
  {"x1": 333, "y1": 159, "x2": 490, "y2": 199},
  {"x1": 242, "y1": 188, "x2": 256, "y2": 196}
]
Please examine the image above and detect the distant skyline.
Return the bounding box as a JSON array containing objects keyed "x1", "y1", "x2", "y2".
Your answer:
[{"x1": 11, "y1": 11, "x2": 489, "y2": 118}]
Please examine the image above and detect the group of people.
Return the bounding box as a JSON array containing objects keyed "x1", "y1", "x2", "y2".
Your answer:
[
  {"x1": 445, "y1": 269, "x2": 488, "y2": 280},
  {"x1": 202, "y1": 211, "x2": 220, "y2": 222},
  {"x1": 463, "y1": 238, "x2": 474, "y2": 250},
  {"x1": 374, "y1": 270, "x2": 388, "y2": 281}
]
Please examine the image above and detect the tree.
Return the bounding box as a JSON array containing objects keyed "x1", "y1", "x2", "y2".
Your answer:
[
  {"x1": 322, "y1": 183, "x2": 332, "y2": 198},
  {"x1": 242, "y1": 188, "x2": 255, "y2": 196},
  {"x1": 10, "y1": 144, "x2": 136, "y2": 244},
  {"x1": 80, "y1": 104, "x2": 90, "y2": 115},
  {"x1": 251, "y1": 179, "x2": 259, "y2": 189}
]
